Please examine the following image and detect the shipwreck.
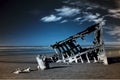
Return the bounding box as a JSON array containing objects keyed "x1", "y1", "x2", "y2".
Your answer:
[
  {"x1": 13, "y1": 22, "x2": 108, "y2": 73},
  {"x1": 51, "y1": 22, "x2": 108, "y2": 65}
]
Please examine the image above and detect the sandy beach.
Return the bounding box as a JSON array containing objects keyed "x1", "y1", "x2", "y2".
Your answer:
[{"x1": 0, "y1": 53, "x2": 120, "y2": 79}]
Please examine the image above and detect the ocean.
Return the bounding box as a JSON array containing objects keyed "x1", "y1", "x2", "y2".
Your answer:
[
  {"x1": 0, "y1": 46, "x2": 55, "y2": 55},
  {"x1": 0, "y1": 46, "x2": 120, "y2": 57}
]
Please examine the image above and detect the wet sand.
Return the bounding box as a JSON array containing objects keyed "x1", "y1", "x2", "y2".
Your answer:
[{"x1": 0, "y1": 52, "x2": 120, "y2": 79}]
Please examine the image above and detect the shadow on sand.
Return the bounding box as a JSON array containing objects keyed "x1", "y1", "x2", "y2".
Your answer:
[
  {"x1": 49, "y1": 66, "x2": 70, "y2": 69},
  {"x1": 0, "y1": 60, "x2": 69, "y2": 70},
  {"x1": 0, "y1": 60, "x2": 37, "y2": 64},
  {"x1": 107, "y1": 57, "x2": 120, "y2": 64}
]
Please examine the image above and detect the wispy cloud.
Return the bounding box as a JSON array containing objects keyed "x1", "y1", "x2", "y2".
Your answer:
[
  {"x1": 60, "y1": 20, "x2": 68, "y2": 23},
  {"x1": 86, "y1": 13, "x2": 100, "y2": 20},
  {"x1": 64, "y1": 0, "x2": 107, "y2": 10},
  {"x1": 62, "y1": 0, "x2": 120, "y2": 23},
  {"x1": 117, "y1": 38, "x2": 120, "y2": 41},
  {"x1": 74, "y1": 17, "x2": 82, "y2": 22},
  {"x1": 61, "y1": 0, "x2": 120, "y2": 43},
  {"x1": 80, "y1": 13, "x2": 101, "y2": 23},
  {"x1": 106, "y1": 26, "x2": 120, "y2": 41},
  {"x1": 55, "y1": 6, "x2": 80, "y2": 17},
  {"x1": 103, "y1": 26, "x2": 112, "y2": 30},
  {"x1": 86, "y1": 7, "x2": 93, "y2": 10},
  {"x1": 41, "y1": 15, "x2": 62, "y2": 22},
  {"x1": 108, "y1": 9, "x2": 120, "y2": 19},
  {"x1": 108, "y1": 9, "x2": 120, "y2": 14},
  {"x1": 41, "y1": 0, "x2": 120, "y2": 27},
  {"x1": 105, "y1": 42, "x2": 120, "y2": 45}
]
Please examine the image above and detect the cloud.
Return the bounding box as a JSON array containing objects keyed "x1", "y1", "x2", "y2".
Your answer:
[
  {"x1": 108, "y1": 14, "x2": 120, "y2": 19},
  {"x1": 93, "y1": 18, "x2": 106, "y2": 25},
  {"x1": 80, "y1": 13, "x2": 101, "y2": 24},
  {"x1": 41, "y1": 0, "x2": 120, "y2": 26},
  {"x1": 55, "y1": 6, "x2": 80, "y2": 17},
  {"x1": 86, "y1": 7, "x2": 93, "y2": 10},
  {"x1": 64, "y1": 0, "x2": 107, "y2": 10},
  {"x1": 106, "y1": 26, "x2": 120, "y2": 38},
  {"x1": 61, "y1": 0, "x2": 120, "y2": 42},
  {"x1": 60, "y1": 20, "x2": 68, "y2": 23},
  {"x1": 108, "y1": 9, "x2": 120, "y2": 13},
  {"x1": 117, "y1": 38, "x2": 120, "y2": 41},
  {"x1": 86, "y1": 14, "x2": 99, "y2": 19},
  {"x1": 108, "y1": 9, "x2": 120, "y2": 19},
  {"x1": 74, "y1": 17, "x2": 82, "y2": 22},
  {"x1": 105, "y1": 42, "x2": 120, "y2": 45},
  {"x1": 41, "y1": 15, "x2": 62, "y2": 22},
  {"x1": 63, "y1": 0, "x2": 71, "y2": 4},
  {"x1": 103, "y1": 26, "x2": 112, "y2": 30}
]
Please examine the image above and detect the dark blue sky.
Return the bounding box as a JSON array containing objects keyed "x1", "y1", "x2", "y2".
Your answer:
[{"x1": 0, "y1": 0, "x2": 120, "y2": 46}]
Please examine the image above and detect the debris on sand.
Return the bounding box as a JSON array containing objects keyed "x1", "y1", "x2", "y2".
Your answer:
[
  {"x1": 36, "y1": 55, "x2": 50, "y2": 70},
  {"x1": 36, "y1": 55, "x2": 46, "y2": 70},
  {"x1": 23, "y1": 67, "x2": 31, "y2": 72},
  {"x1": 13, "y1": 68, "x2": 22, "y2": 74},
  {"x1": 13, "y1": 67, "x2": 31, "y2": 74},
  {"x1": 13, "y1": 55, "x2": 50, "y2": 74}
]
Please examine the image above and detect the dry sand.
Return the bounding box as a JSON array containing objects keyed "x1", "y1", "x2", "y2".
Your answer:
[{"x1": 0, "y1": 51, "x2": 120, "y2": 79}]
